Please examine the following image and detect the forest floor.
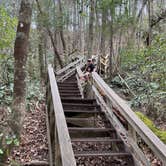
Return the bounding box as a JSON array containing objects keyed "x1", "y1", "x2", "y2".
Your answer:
[{"x1": 11, "y1": 102, "x2": 48, "y2": 165}]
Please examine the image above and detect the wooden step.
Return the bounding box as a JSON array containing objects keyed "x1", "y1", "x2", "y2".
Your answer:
[
  {"x1": 62, "y1": 81, "x2": 77, "y2": 83},
  {"x1": 59, "y1": 89, "x2": 80, "y2": 93},
  {"x1": 74, "y1": 151, "x2": 132, "y2": 157},
  {"x1": 64, "y1": 110, "x2": 101, "y2": 113},
  {"x1": 58, "y1": 86, "x2": 79, "y2": 90},
  {"x1": 61, "y1": 98, "x2": 97, "y2": 104},
  {"x1": 64, "y1": 110, "x2": 102, "y2": 118},
  {"x1": 63, "y1": 104, "x2": 100, "y2": 111},
  {"x1": 75, "y1": 152, "x2": 134, "y2": 166},
  {"x1": 60, "y1": 94, "x2": 82, "y2": 98},
  {"x1": 58, "y1": 83, "x2": 78, "y2": 86},
  {"x1": 71, "y1": 138, "x2": 122, "y2": 143},
  {"x1": 68, "y1": 127, "x2": 116, "y2": 138},
  {"x1": 66, "y1": 117, "x2": 96, "y2": 127}
]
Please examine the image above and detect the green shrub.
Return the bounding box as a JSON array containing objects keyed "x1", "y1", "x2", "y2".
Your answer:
[{"x1": 136, "y1": 112, "x2": 166, "y2": 144}]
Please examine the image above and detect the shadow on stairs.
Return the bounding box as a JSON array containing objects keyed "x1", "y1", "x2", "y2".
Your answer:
[{"x1": 58, "y1": 74, "x2": 134, "y2": 166}]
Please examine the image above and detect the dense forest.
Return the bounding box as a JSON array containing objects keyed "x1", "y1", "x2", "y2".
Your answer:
[{"x1": 0, "y1": 0, "x2": 166, "y2": 165}]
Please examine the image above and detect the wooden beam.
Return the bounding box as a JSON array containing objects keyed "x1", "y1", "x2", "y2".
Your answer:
[
  {"x1": 92, "y1": 72, "x2": 166, "y2": 164},
  {"x1": 48, "y1": 65, "x2": 76, "y2": 166},
  {"x1": 92, "y1": 85, "x2": 150, "y2": 166},
  {"x1": 56, "y1": 56, "x2": 85, "y2": 75}
]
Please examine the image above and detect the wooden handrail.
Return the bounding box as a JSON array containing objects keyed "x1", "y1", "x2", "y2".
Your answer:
[
  {"x1": 76, "y1": 66, "x2": 85, "y2": 98},
  {"x1": 76, "y1": 66, "x2": 84, "y2": 78},
  {"x1": 92, "y1": 72, "x2": 166, "y2": 164},
  {"x1": 47, "y1": 65, "x2": 76, "y2": 166},
  {"x1": 56, "y1": 56, "x2": 85, "y2": 75},
  {"x1": 56, "y1": 56, "x2": 86, "y2": 82}
]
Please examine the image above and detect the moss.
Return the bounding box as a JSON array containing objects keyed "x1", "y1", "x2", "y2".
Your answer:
[{"x1": 136, "y1": 112, "x2": 166, "y2": 144}]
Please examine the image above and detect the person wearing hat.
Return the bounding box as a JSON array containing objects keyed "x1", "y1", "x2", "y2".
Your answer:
[{"x1": 83, "y1": 59, "x2": 95, "y2": 80}]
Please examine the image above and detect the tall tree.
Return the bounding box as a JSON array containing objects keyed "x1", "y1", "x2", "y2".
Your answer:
[
  {"x1": 100, "y1": 7, "x2": 107, "y2": 57},
  {"x1": 147, "y1": 0, "x2": 152, "y2": 46},
  {"x1": 36, "y1": 0, "x2": 63, "y2": 68},
  {"x1": 10, "y1": 0, "x2": 33, "y2": 136},
  {"x1": 57, "y1": 0, "x2": 67, "y2": 53},
  {"x1": 37, "y1": 14, "x2": 46, "y2": 82},
  {"x1": 80, "y1": 0, "x2": 85, "y2": 55},
  {"x1": 87, "y1": 0, "x2": 95, "y2": 58},
  {"x1": 109, "y1": 1, "x2": 115, "y2": 78}
]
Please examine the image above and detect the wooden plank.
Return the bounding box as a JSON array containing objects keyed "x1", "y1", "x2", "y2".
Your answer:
[
  {"x1": 92, "y1": 85, "x2": 150, "y2": 166},
  {"x1": 75, "y1": 152, "x2": 132, "y2": 157},
  {"x1": 57, "y1": 67, "x2": 76, "y2": 82},
  {"x1": 56, "y1": 57, "x2": 85, "y2": 75},
  {"x1": 48, "y1": 65, "x2": 76, "y2": 166},
  {"x1": 45, "y1": 106, "x2": 53, "y2": 166},
  {"x1": 92, "y1": 72, "x2": 166, "y2": 164},
  {"x1": 76, "y1": 66, "x2": 84, "y2": 78},
  {"x1": 76, "y1": 66, "x2": 86, "y2": 98},
  {"x1": 57, "y1": 57, "x2": 86, "y2": 82}
]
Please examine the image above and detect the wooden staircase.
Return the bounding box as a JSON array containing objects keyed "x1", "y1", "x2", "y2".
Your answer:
[
  {"x1": 58, "y1": 75, "x2": 134, "y2": 166},
  {"x1": 47, "y1": 62, "x2": 166, "y2": 166}
]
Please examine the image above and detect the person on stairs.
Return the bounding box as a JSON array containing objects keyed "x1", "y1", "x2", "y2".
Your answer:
[{"x1": 84, "y1": 59, "x2": 95, "y2": 80}]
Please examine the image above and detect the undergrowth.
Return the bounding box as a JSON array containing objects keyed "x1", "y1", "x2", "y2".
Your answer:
[{"x1": 136, "y1": 112, "x2": 166, "y2": 144}]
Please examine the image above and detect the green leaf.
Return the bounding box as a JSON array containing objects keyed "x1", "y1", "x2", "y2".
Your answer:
[
  {"x1": 6, "y1": 137, "x2": 13, "y2": 145},
  {"x1": 0, "y1": 149, "x2": 3, "y2": 154},
  {"x1": 7, "y1": 107, "x2": 12, "y2": 113},
  {"x1": 150, "y1": 82, "x2": 159, "y2": 90},
  {"x1": 14, "y1": 139, "x2": 19, "y2": 146}
]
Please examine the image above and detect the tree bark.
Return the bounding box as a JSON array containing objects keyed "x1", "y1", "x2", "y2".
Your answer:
[
  {"x1": 36, "y1": 0, "x2": 63, "y2": 68},
  {"x1": 87, "y1": 0, "x2": 95, "y2": 58},
  {"x1": 72, "y1": 0, "x2": 78, "y2": 50},
  {"x1": 137, "y1": 0, "x2": 148, "y2": 21},
  {"x1": 109, "y1": 19, "x2": 114, "y2": 79},
  {"x1": 100, "y1": 9, "x2": 107, "y2": 57},
  {"x1": 109, "y1": 2, "x2": 115, "y2": 79},
  {"x1": 37, "y1": 14, "x2": 45, "y2": 82},
  {"x1": 57, "y1": 0, "x2": 67, "y2": 53},
  {"x1": 150, "y1": 9, "x2": 166, "y2": 27},
  {"x1": 11, "y1": 0, "x2": 33, "y2": 137},
  {"x1": 80, "y1": 0, "x2": 85, "y2": 55},
  {"x1": 147, "y1": 0, "x2": 152, "y2": 46}
]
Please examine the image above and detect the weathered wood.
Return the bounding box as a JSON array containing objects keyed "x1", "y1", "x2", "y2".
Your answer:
[
  {"x1": 56, "y1": 56, "x2": 86, "y2": 82},
  {"x1": 92, "y1": 72, "x2": 166, "y2": 164},
  {"x1": 23, "y1": 161, "x2": 49, "y2": 166},
  {"x1": 76, "y1": 66, "x2": 85, "y2": 98},
  {"x1": 45, "y1": 106, "x2": 53, "y2": 166},
  {"x1": 57, "y1": 67, "x2": 76, "y2": 82},
  {"x1": 92, "y1": 85, "x2": 150, "y2": 166},
  {"x1": 48, "y1": 65, "x2": 76, "y2": 166},
  {"x1": 56, "y1": 56, "x2": 85, "y2": 75}
]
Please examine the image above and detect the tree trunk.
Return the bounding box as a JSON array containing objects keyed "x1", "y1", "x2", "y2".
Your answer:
[
  {"x1": 36, "y1": 0, "x2": 63, "y2": 68},
  {"x1": 137, "y1": 0, "x2": 148, "y2": 21},
  {"x1": 109, "y1": 19, "x2": 114, "y2": 79},
  {"x1": 58, "y1": 0, "x2": 67, "y2": 53},
  {"x1": 11, "y1": 0, "x2": 33, "y2": 137},
  {"x1": 72, "y1": 0, "x2": 78, "y2": 50},
  {"x1": 87, "y1": 0, "x2": 95, "y2": 58},
  {"x1": 80, "y1": 0, "x2": 85, "y2": 55},
  {"x1": 109, "y1": 3, "x2": 115, "y2": 79},
  {"x1": 37, "y1": 14, "x2": 45, "y2": 82},
  {"x1": 100, "y1": 9, "x2": 107, "y2": 57},
  {"x1": 147, "y1": 0, "x2": 152, "y2": 46}
]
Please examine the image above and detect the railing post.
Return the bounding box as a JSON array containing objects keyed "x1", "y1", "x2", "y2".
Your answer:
[
  {"x1": 46, "y1": 83, "x2": 53, "y2": 166},
  {"x1": 128, "y1": 124, "x2": 137, "y2": 142},
  {"x1": 48, "y1": 65, "x2": 76, "y2": 166},
  {"x1": 91, "y1": 72, "x2": 166, "y2": 165},
  {"x1": 55, "y1": 124, "x2": 61, "y2": 166}
]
